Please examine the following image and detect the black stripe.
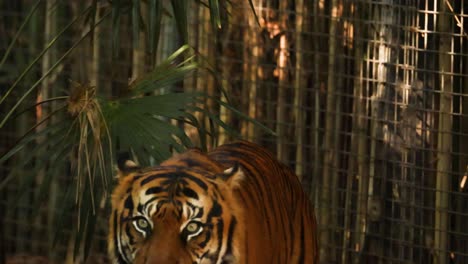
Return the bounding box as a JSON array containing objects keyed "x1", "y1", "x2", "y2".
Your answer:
[
  {"x1": 245, "y1": 227, "x2": 249, "y2": 264},
  {"x1": 181, "y1": 188, "x2": 199, "y2": 199},
  {"x1": 207, "y1": 200, "x2": 222, "y2": 220},
  {"x1": 179, "y1": 157, "x2": 209, "y2": 168},
  {"x1": 195, "y1": 207, "x2": 204, "y2": 218},
  {"x1": 213, "y1": 220, "x2": 224, "y2": 261},
  {"x1": 141, "y1": 171, "x2": 209, "y2": 192},
  {"x1": 137, "y1": 203, "x2": 144, "y2": 214},
  {"x1": 145, "y1": 186, "x2": 165, "y2": 195},
  {"x1": 287, "y1": 209, "x2": 294, "y2": 260},
  {"x1": 198, "y1": 229, "x2": 211, "y2": 248},
  {"x1": 223, "y1": 217, "x2": 237, "y2": 260},
  {"x1": 126, "y1": 223, "x2": 135, "y2": 245},
  {"x1": 220, "y1": 149, "x2": 278, "y2": 243},
  {"x1": 298, "y1": 214, "x2": 305, "y2": 263},
  {"x1": 113, "y1": 212, "x2": 127, "y2": 264},
  {"x1": 140, "y1": 174, "x2": 167, "y2": 186},
  {"x1": 183, "y1": 173, "x2": 208, "y2": 191},
  {"x1": 124, "y1": 195, "x2": 134, "y2": 211},
  {"x1": 185, "y1": 202, "x2": 204, "y2": 219}
]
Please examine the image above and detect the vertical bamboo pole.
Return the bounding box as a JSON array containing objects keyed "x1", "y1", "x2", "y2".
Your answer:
[
  {"x1": 90, "y1": 3, "x2": 101, "y2": 89},
  {"x1": 276, "y1": 0, "x2": 290, "y2": 162},
  {"x1": 187, "y1": 1, "x2": 198, "y2": 89},
  {"x1": 310, "y1": 0, "x2": 325, "y2": 206},
  {"x1": 352, "y1": 51, "x2": 369, "y2": 264},
  {"x1": 408, "y1": 6, "x2": 419, "y2": 260},
  {"x1": 434, "y1": 1, "x2": 452, "y2": 263},
  {"x1": 366, "y1": 2, "x2": 395, "y2": 260},
  {"x1": 246, "y1": 2, "x2": 259, "y2": 142},
  {"x1": 40, "y1": 0, "x2": 57, "y2": 258},
  {"x1": 319, "y1": 0, "x2": 339, "y2": 260},
  {"x1": 182, "y1": 2, "x2": 200, "y2": 145},
  {"x1": 131, "y1": 2, "x2": 147, "y2": 83},
  {"x1": 344, "y1": 4, "x2": 368, "y2": 264},
  {"x1": 192, "y1": 3, "x2": 208, "y2": 146},
  {"x1": 91, "y1": 4, "x2": 112, "y2": 97},
  {"x1": 295, "y1": 0, "x2": 313, "y2": 196},
  {"x1": 10, "y1": 0, "x2": 42, "y2": 255},
  {"x1": 66, "y1": 4, "x2": 82, "y2": 263},
  {"x1": 455, "y1": 1, "x2": 467, "y2": 254},
  {"x1": 66, "y1": 3, "x2": 78, "y2": 262},
  {"x1": 240, "y1": 8, "x2": 251, "y2": 139},
  {"x1": 331, "y1": 3, "x2": 344, "y2": 258},
  {"x1": 420, "y1": 1, "x2": 437, "y2": 260},
  {"x1": 460, "y1": 0, "x2": 467, "y2": 189},
  {"x1": 111, "y1": 6, "x2": 132, "y2": 98},
  {"x1": 217, "y1": 2, "x2": 231, "y2": 145},
  {"x1": 293, "y1": 0, "x2": 306, "y2": 180},
  {"x1": 202, "y1": 8, "x2": 216, "y2": 147}
]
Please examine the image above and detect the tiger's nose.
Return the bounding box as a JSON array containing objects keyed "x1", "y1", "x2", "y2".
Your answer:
[
  {"x1": 143, "y1": 257, "x2": 179, "y2": 264},
  {"x1": 142, "y1": 256, "x2": 193, "y2": 264},
  {"x1": 138, "y1": 246, "x2": 191, "y2": 264},
  {"x1": 139, "y1": 235, "x2": 193, "y2": 264}
]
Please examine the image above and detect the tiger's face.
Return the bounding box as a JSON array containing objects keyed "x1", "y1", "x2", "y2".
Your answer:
[{"x1": 108, "y1": 154, "x2": 244, "y2": 264}]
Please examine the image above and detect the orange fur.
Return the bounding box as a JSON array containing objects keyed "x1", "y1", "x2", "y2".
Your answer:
[{"x1": 108, "y1": 141, "x2": 318, "y2": 264}]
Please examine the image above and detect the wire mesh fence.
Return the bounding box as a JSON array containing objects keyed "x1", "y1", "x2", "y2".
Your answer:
[{"x1": 0, "y1": 0, "x2": 467, "y2": 263}]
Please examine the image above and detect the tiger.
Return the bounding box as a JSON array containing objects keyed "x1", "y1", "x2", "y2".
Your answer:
[{"x1": 108, "y1": 141, "x2": 318, "y2": 264}]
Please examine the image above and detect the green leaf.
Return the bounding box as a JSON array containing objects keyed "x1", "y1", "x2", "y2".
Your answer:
[
  {"x1": 148, "y1": 0, "x2": 163, "y2": 58},
  {"x1": 214, "y1": 96, "x2": 276, "y2": 135},
  {"x1": 170, "y1": 0, "x2": 188, "y2": 44},
  {"x1": 131, "y1": 64, "x2": 198, "y2": 95},
  {"x1": 0, "y1": 119, "x2": 70, "y2": 168},
  {"x1": 17, "y1": 122, "x2": 75, "y2": 170},
  {"x1": 0, "y1": 6, "x2": 110, "y2": 129},
  {"x1": 105, "y1": 92, "x2": 201, "y2": 165},
  {"x1": 53, "y1": 183, "x2": 75, "y2": 247},
  {"x1": 184, "y1": 113, "x2": 209, "y2": 151},
  {"x1": 208, "y1": 0, "x2": 221, "y2": 30},
  {"x1": 129, "y1": 45, "x2": 197, "y2": 95},
  {"x1": 14, "y1": 126, "x2": 74, "y2": 205},
  {"x1": 192, "y1": 105, "x2": 241, "y2": 139},
  {"x1": 0, "y1": 5, "x2": 89, "y2": 108},
  {"x1": 83, "y1": 205, "x2": 97, "y2": 259},
  {"x1": 104, "y1": 93, "x2": 199, "y2": 124},
  {"x1": 0, "y1": 0, "x2": 42, "y2": 69}
]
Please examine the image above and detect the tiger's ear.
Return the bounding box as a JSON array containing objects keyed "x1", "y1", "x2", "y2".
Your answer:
[
  {"x1": 221, "y1": 164, "x2": 244, "y2": 189},
  {"x1": 117, "y1": 152, "x2": 140, "y2": 178}
]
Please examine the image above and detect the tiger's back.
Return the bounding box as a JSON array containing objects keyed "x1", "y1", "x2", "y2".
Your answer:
[
  {"x1": 108, "y1": 141, "x2": 318, "y2": 264},
  {"x1": 209, "y1": 141, "x2": 318, "y2": 263}
]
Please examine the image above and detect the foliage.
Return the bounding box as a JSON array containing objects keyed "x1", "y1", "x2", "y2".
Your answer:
[{"x1": 0, "y1": 0, "x2": 263, "y2": 259}]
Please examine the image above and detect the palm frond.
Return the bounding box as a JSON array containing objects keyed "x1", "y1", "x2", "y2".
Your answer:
[
  {"x1": 148, "y1": 0, "x2": 163, "y2": 58},
  {"x1": 208, "y1": 0, "x2": 221, "y2": 30},
  {"x1": 170, "y1": 0, "x2": 188, "y2": 44},
  {"x1": 0, "y1": 6, "x2": 111, "y2": 128},
  {"x1": 129, "y1": 45, "x2": 197, "y2": 95},
  {"x1": 0, "y1": 2, "x2": 263, "y2": 261},
  {"x1": 0, "y1": 0, "x2": 42, "y2": 68}
]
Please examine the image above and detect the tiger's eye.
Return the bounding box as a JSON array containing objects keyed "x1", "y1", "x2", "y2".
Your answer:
[
  {"x1": 131, "y1": 217, "x2": 152, "y2": 238},
  {"x1": 137, "y1": 218, "x2": 149, "y2": 229},
  {"x1": 186, "y1": 222, "x2": 201, "y2": 233}
]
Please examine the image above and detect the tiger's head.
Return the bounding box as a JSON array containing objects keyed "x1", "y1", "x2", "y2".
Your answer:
[{"x1": 108, "y1": 149, "x2": 244, "y2": 264}]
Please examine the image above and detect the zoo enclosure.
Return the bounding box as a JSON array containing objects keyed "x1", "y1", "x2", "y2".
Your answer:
[{"x1": 0, "y1": 0, "x2": 467, "y2": 263}]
